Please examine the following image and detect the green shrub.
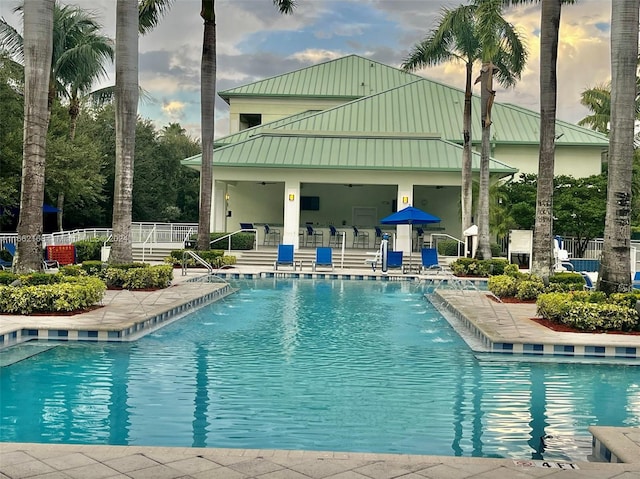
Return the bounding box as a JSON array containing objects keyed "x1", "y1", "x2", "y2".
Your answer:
[
  {"x1": 196, "y1": 232, "x2": 254, "y2": 250},
  {"x1": 562, "y1": 302, "x2": 637, "y2": 331},
  {"x1": 81, "y1": 260, "x2": 105, "y2": 277},
  {"x1": 107, "y1": 262, "x2": 148, "y2": 270},
  {"x1": 60, "y1": 265, "x2": 85, "y2": 276},
  {"x1": 503, "y1": 264, "x2": 521, "y2": 277},
  {"x1": 549, "y1": 272, "x2": 586, "y2": 286},
  {"x1": 488, "y1": 275, "x2": 518, "y2": 298},
  {"x1": 0, "y1": 249, "x2": 12, "y2": 262},
  {"x1": 610, "y1": 291, "x2": 640, "y2": 309},
  {"x1": 0, "y1": 271, "x2": 18, "y2": 285},
  {"x1": 0, "y1": 276, "x2": 106, "y2": 314},
  {"x1": 536, "y1": 292, "x2": 574, "y2": 321},
  {"x1": 516, "y1": 279, "x2": 545, "y2": 300},
  {"x1": 489, "y1": 259, "x2": 509, "y2": 275},
  {"x1": 166, "y1": 249, "x2": 228, "y2": 268},
  {"x1": 104, "y1": 264, "x2": 173, "y2": 289},
  {"x1": 490, "y1": 243, "x2": 504, "y2": 257},
  {"x1": 19, "y1": 272, "x2": 62, "y2": 286},
  {"x1": 73, "y1": 238, "x2": 108, "y2": 262},
  {"x1": 436, "y1": 240, "x2": 461, "y2": 256}
]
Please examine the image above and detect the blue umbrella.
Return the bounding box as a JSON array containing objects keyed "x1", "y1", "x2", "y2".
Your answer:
[
  {"x1": 380, "y1": 206, "x2": 441, "y2": 225},
  {"x1": 381, "y1": 206, "x2": 441, "y2": 271}
]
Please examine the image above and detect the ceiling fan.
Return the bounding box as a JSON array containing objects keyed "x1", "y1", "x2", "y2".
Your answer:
[{"x1": 343, "y1": 183, "x2": 364, "y2": 187}]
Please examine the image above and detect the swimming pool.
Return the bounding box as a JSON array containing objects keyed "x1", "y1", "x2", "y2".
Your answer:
[{"x1": 1, "y1": 279, "x2": 639, "y2": 460}]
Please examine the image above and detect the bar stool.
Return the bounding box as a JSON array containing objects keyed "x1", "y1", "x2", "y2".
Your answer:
[
  {"x1": 305, "y1": 225, "x2": 324, "y2": 246},
  {"x1": 352, "y1": 226, "x2": 369, "y2": 248},
  {"x1": 263, "y1": 224, "x2": 280, "y2": 245}
]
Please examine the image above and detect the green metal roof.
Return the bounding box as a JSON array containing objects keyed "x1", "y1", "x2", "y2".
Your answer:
[
  {"x1": 218, "y1": 54, "x2": 420, "y2": 103},
  {"x1": 214, "y1": 110, "x2": 321, "y2": 147},
  {"x1": 270, "y1": 79, "x2": 609, "y2": 147},
  {"x1": 183, "y1": 131, "x2": 517, "y2": 174}
]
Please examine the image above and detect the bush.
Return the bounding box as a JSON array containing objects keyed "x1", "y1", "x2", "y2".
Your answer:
[
  {"x1": 19, "y1": 272, "x2": 62, "y2": 286},
  {"x1": 166, "y1": 249, "x2": 234, "y2": 268},
  {"x1": 0, "y1": 276, "x2": 106, "y2": 314},
  {"x1": 104, "y1": 264, "x2": 173, "y2": 289},
  {"x1": 488, "y1": 275, "x2": 518, "y2": 298},
  {"x1": 437, "y1": 240, "x2": 462, "y2": 256},
  {"x1": 0, "y1": 271, "x2": 18, "y2": 285},
  {"x1": 516, "y1": 279, "x2": 545, "y2": 300},
  {"x1": 562, "y1": 302, "x2": 637, "y2": 331},
  {"x1": 60, "y1": 265, "x2": 85, "y2": 276},
  {"x1": 73, "y1": 238, "x2": 108, "y2": 262},
  {"x1": 536, "y1": 292, "x2": 574, "y2": 321},
  {"x1": 549, "y1": 272, "x2": 585, "y2": 286},
  {"x1": 450, "y1": 257, "x2": 504, "y2": 277},
  {"x1": 81, "y1": 260, "x2": 104, "y2": 277},
  {"x1": 503, "y1": 264, "x2": 521, "y2": 277},
  {"x1": 610, "y1": 291, "x2": 640, "y2": 310}
]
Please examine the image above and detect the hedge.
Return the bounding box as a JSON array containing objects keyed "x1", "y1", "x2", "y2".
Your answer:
[
  {"x1": 165, "y1": 250, "x2": 236, "y2": 268},
  {"x1": 0, "y1": 276, "x2": 106, "y2": 314},
  {"x1": 73, "y1": 238, "x2": 109, "y2": 262},
  {"x1": 450, "y1": 258, "x2": 509, "y2": 277},
  {"x1": 103, "y1": 264, "x2": 173, "y2": 289}
]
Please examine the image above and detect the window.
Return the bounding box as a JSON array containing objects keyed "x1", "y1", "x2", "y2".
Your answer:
[{"x1": 239, "y1": 113, "x2": 262, "y2": 130}]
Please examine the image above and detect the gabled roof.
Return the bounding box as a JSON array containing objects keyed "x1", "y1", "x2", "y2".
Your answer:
[
  {"x1": 268, "y1": 79, "x2": 609, "y2": 147},
  {"x1": 218, "y1": 54, "x2": 421, "y2": 103},
  {"x1": 183, "y1": 131, "x2": 517, "y2": 174}
]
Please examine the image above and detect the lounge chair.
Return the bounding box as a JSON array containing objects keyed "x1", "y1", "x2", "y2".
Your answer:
[
  {"x1": 420, "y1": 247, "x2": 442, "y2": 274},
  {"x1": 634, "y1": 272, "x2": 640, "y2": 289},
  {"x1": 312, "y1": 247, "x2": 334, "y2": 271},
  {"x1": 274, "y1": 244, "x2": 298, "y2": 271},
  {"x1": 0, "y1": 242, "x2": 15, "y2": 270},
  {"x1": 387, "y1": 250, "x2": 404, "y2": 272},
  {"x1": 580, "y1": 272, "x2": 595, "y2": 291}
]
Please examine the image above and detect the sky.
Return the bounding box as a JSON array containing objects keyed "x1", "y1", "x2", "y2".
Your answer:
[{"x1": 0, "y1": 0, "x2": 613, "y2": 140}]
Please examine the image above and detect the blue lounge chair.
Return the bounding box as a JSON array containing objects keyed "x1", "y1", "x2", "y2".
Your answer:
[
  {"x1": 0, "y1": 242, "x2": 15, "y2": 270},
  {"x1": 420, "y1": 247, "x2": 442, "y2": 274},
  {"x1": 634, "y1": 272, "x2": 640, "y2": 289},
  {"x1": 312, "y1": 247, "x2": 334, "y2": 271},
  {"x1": 387, "y1": 250, "x2": 404, "y2": 272},
  {"x1": 580, "y1": 272, "x2": 595, "y2": 291},
  {"x1": 274, "y1": 244, "x2": 298, "y2": 271}
]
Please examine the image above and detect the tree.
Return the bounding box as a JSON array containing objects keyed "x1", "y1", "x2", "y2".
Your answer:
[
  {"x1": 599, "y1": 0, "x2": 640, "y2": 293},
  {"x1": 501, "y1": 0, "x2": 576, "y2": 280},
  {"x1": 1, "y1": 3, "x2": 114, "y2": 229},
  {"x1": 110, "y1": 0, "x2": 139, "y2": 264},
  {"x1": 14, "y1": 0, "x2": 54, "y2": 272},
  {"x1": 473, "y1": 0, "x2": 527, "y2": 260},
  {"x1": 403, "y1": 2, "x2": 526, "y2": 252}
]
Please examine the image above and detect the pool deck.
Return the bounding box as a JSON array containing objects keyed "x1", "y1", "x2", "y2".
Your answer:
[{"x1": 2, "y1": 266, "x2": 640, "y2": 478}]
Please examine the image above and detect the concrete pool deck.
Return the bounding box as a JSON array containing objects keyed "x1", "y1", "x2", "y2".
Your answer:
[{"x1": 1, "y1": 265, "x2": 640, "y2": 478}]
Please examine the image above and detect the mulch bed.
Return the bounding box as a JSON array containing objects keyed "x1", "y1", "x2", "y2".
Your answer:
[{"x1": 486, "y1": 294, "x2": 640, "y2": 335}]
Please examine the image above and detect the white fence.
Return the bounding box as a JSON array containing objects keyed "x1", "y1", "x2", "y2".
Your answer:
[{"x1": 0, "y1": 222, "x2": 197, "y2": 247}]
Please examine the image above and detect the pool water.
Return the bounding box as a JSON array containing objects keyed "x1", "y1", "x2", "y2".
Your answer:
[{"x1": 1, "y1": 279, "x2": 639, "y2": 459}]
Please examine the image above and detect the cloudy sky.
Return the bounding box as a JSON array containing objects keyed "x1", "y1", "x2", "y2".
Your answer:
[{"x1": 0, "y1": 0, "x2": 612, "y2": 139}]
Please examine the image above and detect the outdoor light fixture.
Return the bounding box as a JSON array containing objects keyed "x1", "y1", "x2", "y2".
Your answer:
[
  {"x1": 289, "y1": 193, "x2": 295, "y2": 201},
  {"x1": 225, "y1": 193, "x2": 230, "y2": 201},
  {"x1": 402, "y1": 195, "x2": 409, "y2": 204}
]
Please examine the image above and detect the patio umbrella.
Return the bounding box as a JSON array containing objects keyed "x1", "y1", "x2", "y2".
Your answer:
[{"x1": 380, "y1": 206, "x2": 441, "y2": 271}]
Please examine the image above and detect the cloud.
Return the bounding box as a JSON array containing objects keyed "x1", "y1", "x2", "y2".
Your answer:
[
  {"x1": 288, "y1": 49, "x2": 346, "y2": 63},
  {"x1": 162, "y1": 100, "x2": 186, "y2": 121}
]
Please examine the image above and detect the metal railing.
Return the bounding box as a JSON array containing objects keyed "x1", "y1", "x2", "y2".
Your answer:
[
  {"x1": 141, "y1": 225, "x2": 157, "y2": 263},
  {"x1": 429, "y1": 233, "x2": 465, "y2": 257},
  {"x1": 209, "y1": 228, "x2": 259, "y2": 252},
  {"x1": 182, "y1": 250, "x2": 213, "y2": 275}
]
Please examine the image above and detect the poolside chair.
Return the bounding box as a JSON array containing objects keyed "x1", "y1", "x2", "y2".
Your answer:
[
  {"x1": 634, "y1": 272, "x2": 640, "y2": 289},
  {"x1": 580, "y1": 272, "x2": 595, "y2": 291},
  {"x1": 312, "y1": 247, "x2": 334, "y2": 271},
  {"x1": 274, "y1": 244, "x2": 298, "y2": 271},
  {"x1": 328, "y1": 225, "x2": 343, "y2": 247},
  {"x1": 387, "y1": 250, "x2": 404, "y2": 273},
  {"x1": 352, "y1": 226, "x2": 369, "y2": 248},
  {"x1": 0, "y1": 242, "x2": 15, "y2": 270},
  {"x1": 420, "y1": 247, "x2": 442, "y2": 274},
  {"x1": 374, "y1": 226, "x2": 383, "y2": 248},
  {"x1": 263, "y1": 224, "x2": 280, "y2": 245},
  {"x1": 305, "y1": 225, "x2": 324, "y2": 247}
]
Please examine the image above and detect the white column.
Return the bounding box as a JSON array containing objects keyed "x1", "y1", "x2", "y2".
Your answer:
[
  {"x1": 283, "y1": 182, "x2": 301, "y2": 248},
  {"x1": 396, "y1": 184, "x2": 414, "y2": 254},
  {"x1": 211, "y1": 180, "x2": 227, "y2": 232}
]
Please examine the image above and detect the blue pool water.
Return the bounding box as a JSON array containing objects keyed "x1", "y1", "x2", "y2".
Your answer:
[{"x1": 1, "y1": 279, "x2": 639, "y2": 459}]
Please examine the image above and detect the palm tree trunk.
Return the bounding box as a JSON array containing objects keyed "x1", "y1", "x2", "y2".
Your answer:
[
  {"x1": 476, "y1": 61, "x2": 495, "y2": 260},
  {"x1": 15, "y1": 0, "x2": 54, "y2": 273},
  {"x1": 56, "y1": 191, "x2": 64, "y2": 231},
  {"x1": 599, "y1": 0, "x2": 639, "y2": 293},
  {"x1": 197, "y1": 0, "x2": 215, "y2": 251},
  {"x1": 461, "y1": 61, "x2": 473, "y2": 241},
  {"x1": 110, "y1": 0, "x2": 139, "y2": 264},
  {"x1": 531, "y1": 0, "x2": 561, "y2": 282}
]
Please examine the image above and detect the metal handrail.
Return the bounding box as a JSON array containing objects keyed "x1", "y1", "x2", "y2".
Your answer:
[
  {"x1": 141, "y1": 226, "x2": 156, "y2": 263},
  {"x1": 209, "y1": 228, "x2": 258, "y2": 252},
  {"x1": 182, "y1": 250, "x2": 214, "y2": 276},
  {"x1": 183, "y1": 227, "x2": 194, "y2": 247},
  {"x1": 429, "y1": 233, "x2": 464, "y2": 257}
]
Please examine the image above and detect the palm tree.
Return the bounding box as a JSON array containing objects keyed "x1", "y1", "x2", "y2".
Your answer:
[
  {"x1": 110, "y1": 0, "x2": 139, "y2": 264},
  {"x1": 578, "y1": 84, "x2": 613, "y2": 134},
  {"x1": 14, "y1": 0, "x2": 54, "y2": 273},
  {"x1": 598, "y1": 0, "x2": 640, "y2": 294},
  {"x1": 403, "y1": 3, "x2": 526, "y2": 253},
  {"x1": 1, "y1": 3, "x2": 114, "y2": 231},
  {"x1": 473, "y1": 0, "x2": 527, "y2": 260},
  {"x1": 501, "y1": 0, "x2": 575, "y2": 281}
]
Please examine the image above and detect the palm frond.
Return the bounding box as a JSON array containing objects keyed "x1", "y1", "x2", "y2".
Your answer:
[
  {"x1": 273, "y1": 0, "x2": 296, "y2": 14},
  {"x1": 138, "y1": 0, "x2": 175, "y2": 34},
  {"x1": 0, "y1": 17, "x2": 24, "y2": 64}
]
